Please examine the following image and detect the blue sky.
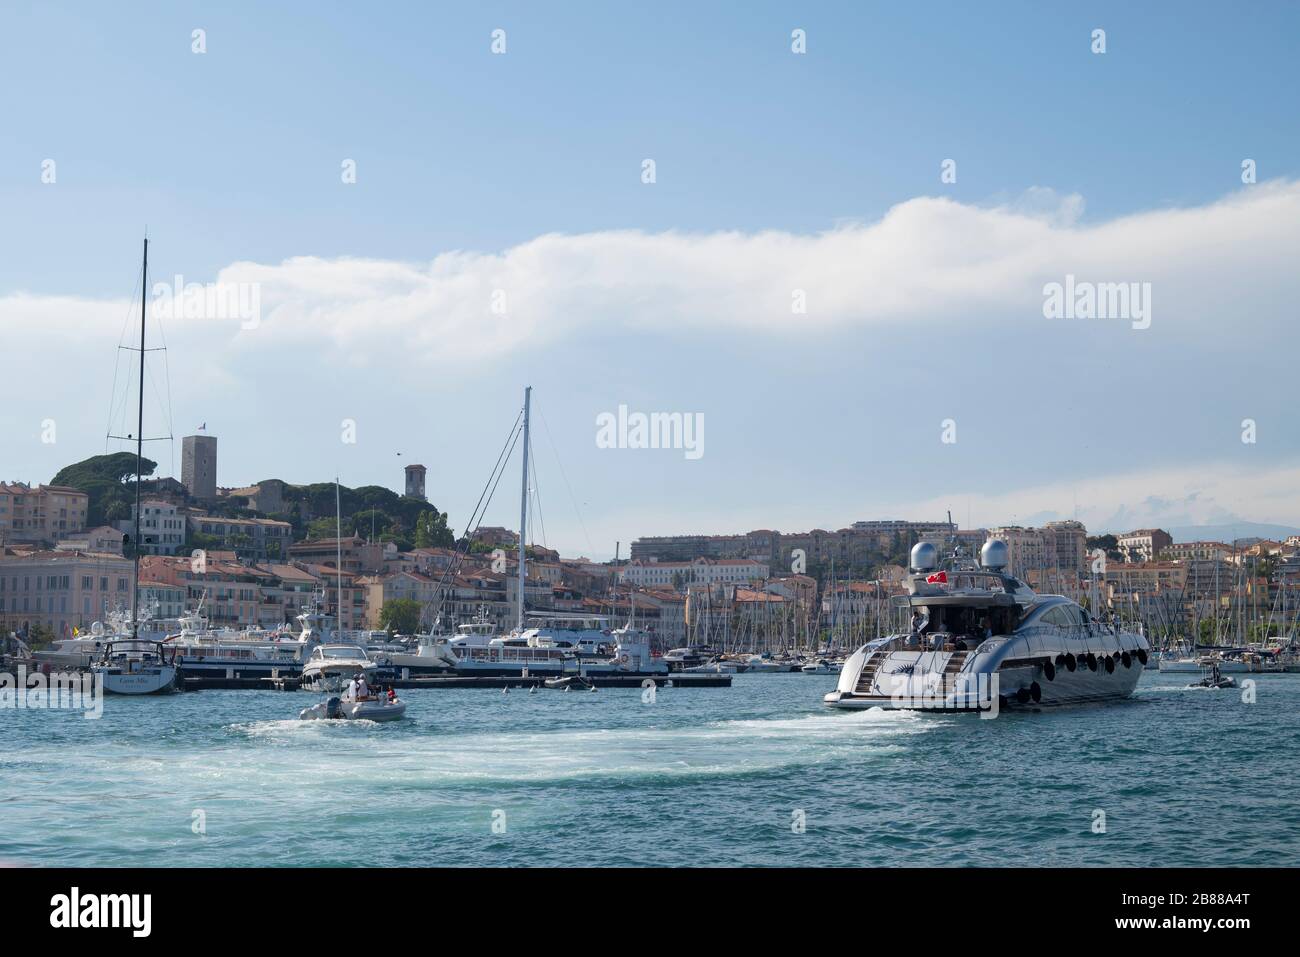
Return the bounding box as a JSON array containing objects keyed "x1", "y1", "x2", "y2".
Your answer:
[{"x1": 2, "y1": 2, "x2": 1299, "y2": 557}]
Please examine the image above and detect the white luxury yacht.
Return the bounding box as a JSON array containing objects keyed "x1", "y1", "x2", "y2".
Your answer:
[{"x1": 824, "y1": 541, "x2": 1150, "y2": 713}]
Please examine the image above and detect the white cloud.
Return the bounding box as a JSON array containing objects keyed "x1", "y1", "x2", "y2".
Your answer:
[
  {"x1": 3, "y1": 182, "x2": 1298, "y2": 556},
  {"x1": 5, "y1": 179, "x2": 1297, "y2": 367}
]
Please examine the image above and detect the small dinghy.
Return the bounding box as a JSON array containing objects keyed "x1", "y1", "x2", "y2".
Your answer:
[
  {"x1": 543, "y1": 675, "x2": 596, "y2": 692},
  {"x1": 299, "y1": 694, "x2": 407, "y2": 722},
  {"x1": 1189, "y1": 665, "x2": 1236, "y2": 689}
]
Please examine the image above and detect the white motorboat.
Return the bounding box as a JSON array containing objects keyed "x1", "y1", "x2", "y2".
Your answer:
[
  {"x1": 299, "y1": 693, "x2": 406, "y2": 722},
  {"x1": 800, "y1": 658, "x2": 839, "y2": 674},
  {"x1": 1159, "y1": 652, "x2": 1249, "y2": 674},
  {"x1": 683, "y1": 656, "x2": 739, "y2": 674},
  {"x1": 661, "y1": 646, "x2": 717, "y2": 671},
  {"x1": 825, "y1": 541, "x2": 1150, "y2": 713},
  {"x1": 300, "y1": 644, "x2": 379, "y2": 692},
  {"x1": 92, "y1": 639, "x2": 181, "y2": 695}
]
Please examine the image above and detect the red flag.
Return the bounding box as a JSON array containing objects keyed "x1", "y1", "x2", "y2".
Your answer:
[{"x1": 926, "y1": 571, "x2": 948, "y2": 584}]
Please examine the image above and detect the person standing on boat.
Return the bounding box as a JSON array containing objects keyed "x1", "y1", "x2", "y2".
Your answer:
[{"x1": 355, "y1": 672, "x2": 370, "y2": 700}]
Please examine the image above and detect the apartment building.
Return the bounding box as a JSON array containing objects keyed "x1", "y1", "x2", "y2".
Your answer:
[
  {"x1": 189, "y1": 514, "x2": 294, "y2": 562},
  {"x1": 287, "y1": 535, "x2": 385, "y2": 575},
  {"x1": 1103, "y1": 561, "x2": 1188, "y2": 597},
  {"x1": 55, "y1": 526, "x2": 125, "y2": 556},
  {"x1": 1163, "y1": 541, "x2": 1231, "y2": 563},
  {"x1": 1043, "y1": 520, "x2": 1088, "y2": 572},
  {"x1": 114, "y1": 500, "x2": 186, "y2": 555},
  {"x1": 360, "y1": 570, "x2": 443, "y2": 630},
  {"x1": 0, "y1": 483, "x2": 89, "y2": 546},
  {"x1": 0, "y1": 549, "x2": 133, "y2": 637},
  {"x1": 985, "y1": 526, "x2": 1052, "y2": 575},
  {"x1": 616, "y1": 557, "x2": 770, "y2": 589},
  {"x1": 1117, "y1": 528, "x2": 1174, "y2": 563}
]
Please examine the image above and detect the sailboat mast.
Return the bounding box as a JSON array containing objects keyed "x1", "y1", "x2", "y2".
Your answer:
[
  {"x1": 336, "y1": 478, "x2": 343, "y2": 632},
  {"x1": 131, "y1": 237, "x2": 147, "y2": 640},
  {"x1": 517, "y1": 386, "x2": 531, "y2": 631}
]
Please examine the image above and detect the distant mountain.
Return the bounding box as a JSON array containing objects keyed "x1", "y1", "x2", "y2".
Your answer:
[{"x1": 1166, "y1": 523, "x2": 1300, "y2": 545}]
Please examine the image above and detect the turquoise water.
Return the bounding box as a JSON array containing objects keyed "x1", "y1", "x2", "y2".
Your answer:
[{"x1": 2, "y1": 671, "x2": 1297, "y2": 867}]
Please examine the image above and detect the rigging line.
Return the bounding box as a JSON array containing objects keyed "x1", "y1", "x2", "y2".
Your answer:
[
  {"x1": 106, "y1": 257, "x2": 146, "y2": 448},
  {"x1": 427, "y1": 421, "x2": 523, "y2": 619},
  {"x1": 528, "y1": 440, "x2": 546, "y2": 550},
  {"x1": 535, "y1": 401, "x2": 593, "y2": 554},
  {"x1": 145, "y1": 286, "x2": 178, "y2": 477},
  {"x1": 419, "y1": 414, "x2": 523, "y2": 619},
  {"x1": 463, "y1": 410, "x2": 523, "y2": 543}
]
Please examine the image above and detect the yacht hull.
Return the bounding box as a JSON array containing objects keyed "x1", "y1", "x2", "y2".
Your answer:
[
  {"x1": 98, "y1": 667, "x2": 180, "y2": 695},
  {"x1": 825, "y1": 632, "x2": 1148, "y2": 713}
]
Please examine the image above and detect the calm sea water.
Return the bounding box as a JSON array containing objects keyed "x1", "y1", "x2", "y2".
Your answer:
[{"x1": 2, "y1": 671, "x2": 1297, "y2": 867}]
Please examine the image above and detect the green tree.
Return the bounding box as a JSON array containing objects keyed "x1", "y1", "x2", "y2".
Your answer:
[
  {"x1": 1086, "y1": 534, "x2": 1123, "y2": 563},
  {"x1": 414, "y1": 509, "x2": 454, "y2": 548},
  {"x1": 51, "y1": 452, "x2": 158, "y2": 528},
  {"x1": 379, "y1": 598, "x2": 422, "y2": 635},
  {"x1": 306, "y1": 517, "x2": 340, "y2": 540}
]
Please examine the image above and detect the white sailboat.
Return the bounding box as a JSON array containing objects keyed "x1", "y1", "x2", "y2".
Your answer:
[{"x1": 92, "y1": 237, "x2": 180, "y2": 695}]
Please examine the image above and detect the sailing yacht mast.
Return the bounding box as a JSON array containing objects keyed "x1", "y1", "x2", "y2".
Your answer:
[
  {"x1": 130, "y1": 237, "x2": 147, "y2": 640},
  {"x1": 336, "y1": 478, "x2": 344, "y2": 634},
  {"x1": 516, "y1": 386, "x2": 532, "y2": 631}
]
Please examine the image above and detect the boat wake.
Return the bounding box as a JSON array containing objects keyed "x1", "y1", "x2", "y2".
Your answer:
[{"x1": 216, "y1": 706, "x2": 932, "y2": 786}]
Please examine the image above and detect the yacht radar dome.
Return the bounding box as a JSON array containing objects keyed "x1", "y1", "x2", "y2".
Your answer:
[
  {"x1": 909, "y1": 542, "x2": 939, "y2": 573},
  {"x1": 980, "y1": 539, "x2": 1009, "y2": 570}
]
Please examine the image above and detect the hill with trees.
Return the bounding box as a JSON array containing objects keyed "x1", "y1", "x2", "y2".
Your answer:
[{"x1": 50, "y1": 452, "x2": 158, "y2": 527}]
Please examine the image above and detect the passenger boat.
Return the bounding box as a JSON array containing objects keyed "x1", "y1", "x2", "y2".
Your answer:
[
  {"x1": 163, "y1": 599, "x2": 327, "y2": 680},
  {"x1": 825, "y1": 540, "x2": 1150, "y2": 713}
]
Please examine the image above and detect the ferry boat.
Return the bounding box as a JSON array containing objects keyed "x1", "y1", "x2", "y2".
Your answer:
[
  {"x1": 824, "y1": 541, "x2": 1150, "y2": 712},
  {"x1": 162, "y1": 598, "x2": 329, "y2": 681},
  {"x1": 377, "y1": 615, "x2": 666, "y2": 679}
]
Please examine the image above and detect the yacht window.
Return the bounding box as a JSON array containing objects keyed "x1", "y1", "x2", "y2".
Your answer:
[{"x1": 1040, "y1": 607, "x2": 1072, "y2": 628}]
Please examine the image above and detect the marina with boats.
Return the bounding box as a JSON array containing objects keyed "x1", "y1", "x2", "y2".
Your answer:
[{"x1": 4, "y1": 241, "x2": 1300, "y2": 716}]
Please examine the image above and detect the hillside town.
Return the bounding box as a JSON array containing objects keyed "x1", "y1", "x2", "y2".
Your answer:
[{"x1": 3, "y1": 433, "x2": 1299, "y2": 652}]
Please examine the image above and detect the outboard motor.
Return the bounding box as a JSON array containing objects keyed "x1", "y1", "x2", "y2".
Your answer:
[{"x1": 325, "y1": 695, "x2": 344, "y2": 719}]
